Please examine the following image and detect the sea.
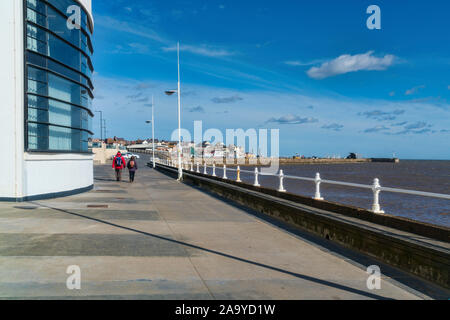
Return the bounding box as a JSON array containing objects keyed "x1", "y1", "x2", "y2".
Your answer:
[{"x1": 231, "y1": 160, "x2": 450, "y2": 227}]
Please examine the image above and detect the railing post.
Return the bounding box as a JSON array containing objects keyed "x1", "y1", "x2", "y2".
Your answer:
[
  {"x1": 196, "y1": 162, "x2": 200, "y2": 173},
  {"x1": 190, "y1": 161, "x2": 193, "y2": 171},
  {"x1": 253, "y1": 167, "x2": 260, "y2": 187},
  {"x1": 212, "y1": 162, "x2": 216, "y2": 177},
  {"x1": 278, "y1": 170, "x2": 286, "y2": 192},
  {"x1": 223, "y1": 165, "x2": 227, "y2": 179},
  {"x1": 203, "y1": 162, "x2": 207, "y2": 175},
  {"x1": 314, "y1": 173, "x2": 324, "y2": 200},
  {"x1": 236, "y1": 166, "x2": 242, "y2": 182},
  {"x1": 371, "y1": 178, "x2": 384, "y2": 213}
]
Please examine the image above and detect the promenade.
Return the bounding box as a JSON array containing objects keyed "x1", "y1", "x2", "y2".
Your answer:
[{"x1": 0, "y1": 160, "x2": 433, "y2": 299}]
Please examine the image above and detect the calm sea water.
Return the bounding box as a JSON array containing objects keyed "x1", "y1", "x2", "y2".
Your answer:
[{"x1": 221, "y1": 160, "x2": 450, "y2": 227}]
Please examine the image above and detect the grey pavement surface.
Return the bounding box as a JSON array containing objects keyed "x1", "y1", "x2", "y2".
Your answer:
[{"x1": 0, "y1": 158, "x2": 436, "y2": 299}]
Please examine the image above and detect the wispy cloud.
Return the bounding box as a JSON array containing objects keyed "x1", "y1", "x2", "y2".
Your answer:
[
  {"x1": 127, "y1": 92, "x2": 143, "y2": 99},
  {"x1": 266, "y1": 115, "x2": 319, "y2": 125},
  {"x1": 134, "y1": 83, "x2": 155, "y2": 90},
  {"x1": 404, "y1": 121, "x2": 429, "y2": 130},
  {"x1": 162, "y1": 44, "x2": 236, "y2": 57},
  {"x1": 284, "y1": 59, "x2": 324, "y2": 67},
  {"x1": 363, "y1": 125, "x2": 390, "y2": 133},
  {"x1": 307, "y1": 51, "x2": 396, "y2": 79},
  {"x1": 388, "y1": 121, "x2": 434, "y2": 135},
  {"x1": 211, "y1": 95, "x2": 243, "y2": 104},
  {"x1": 188, "y1": 106, "x2": 205, "y2": 113},
  {"x1": 405, "y1": 85, "x2": 425, "y2": 95},
  {"x1": 322, "y1": 123, "x2": 344, "y2": 131},
  {"x1": 358, "y1": 109, "x2": 405, "y2": 121},
  {"x1": 95, "y1": 15, "x2": 168, "y2": 44}
]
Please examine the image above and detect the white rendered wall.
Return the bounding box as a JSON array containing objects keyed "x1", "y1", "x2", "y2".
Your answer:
[
  {"x1": 0, "y1": 0, "x2": 25, "y2": 199},
  {"x1": 24, "y1": 154, "x2": 94, "y2": 197}
]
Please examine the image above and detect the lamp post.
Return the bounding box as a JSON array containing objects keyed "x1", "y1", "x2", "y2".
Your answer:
[
  {"x1": 94, "y1": 110, "x2": 103, "y2": 141},
  {"x1": 145, "y1": 95, "x2": 156, "y2": 168},
  {"x1": 165, "y1": 42, "x2": 183, "y2": 181},
  {"x1": 103, "y1": 119, "x2": 106, "y2": 142}
]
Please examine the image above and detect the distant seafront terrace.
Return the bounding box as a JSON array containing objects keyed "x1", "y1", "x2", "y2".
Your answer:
[{"x1": 25, "y1": 0, "x2": 94, "y2": 152}]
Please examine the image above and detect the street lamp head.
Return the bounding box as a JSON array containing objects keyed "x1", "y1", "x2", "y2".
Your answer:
[{"x1": 165, "y1": 90, "x2": 177, "y2": 96}]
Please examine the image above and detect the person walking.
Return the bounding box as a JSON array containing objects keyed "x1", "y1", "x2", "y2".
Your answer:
[
  {"x1": 112, "y1": 151, "x2": 126, "y2": 181},
  {"x1": 127, "y1": 156, "x2": 138, "y2": 183}
]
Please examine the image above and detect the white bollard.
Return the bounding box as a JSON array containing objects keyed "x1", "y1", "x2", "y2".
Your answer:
[
  {"x1": 371, "y1": 178, "x2": 384, "y2": 213},
  {"x1": 212, "y1": 163, "x2": 216, "y2": 177},
  {"x1": 203, "y1": 162, "x2": 207, "y2": 175},
  {"x1": 190, "y1": 162, "x2": 193, "y2": 171},
  {"x1": 278, "y1": 169, "x2": 286, "y2": 192},
  {"x1": 314, "y1": 173, "x2": 324, "y2": 200},
  {"x1": 253, "y1": 167, "x2": 260, "y2": 187},
  {"x1": 196, "y1": 162, "x2": 200, "y2": 173},
  {"x1": 223, "y1": 165, "x2": 227, "y2": 179}
]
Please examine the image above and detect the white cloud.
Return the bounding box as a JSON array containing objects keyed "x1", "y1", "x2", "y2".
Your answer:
[
  {"x1": 95, "y1": 15, "x2": 167, "y2": 44},
  {"x1": 162, "y1": 44, "x2": 235, "y2": 57},
  {"x1": 284, "y1": 59, "x2": 324, "y2": 67},
  {"x1": 405, "y1": 85, "x2": 425, "y2": 95},
  {"x1": 266, "y1": 115, "x2": 319, "y2": 125},
  {"x1": 306, "y1": 51, "x2": 396, "y2": 79}
]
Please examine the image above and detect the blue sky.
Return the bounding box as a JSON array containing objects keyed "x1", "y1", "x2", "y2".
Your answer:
[{"x1": 91, "y1": 0, "x2": 450, "y2": 159}]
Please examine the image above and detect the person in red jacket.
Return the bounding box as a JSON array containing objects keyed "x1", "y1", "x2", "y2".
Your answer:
[{"x1": 112, "y1": 152, "x2": 126, "y2": 181}]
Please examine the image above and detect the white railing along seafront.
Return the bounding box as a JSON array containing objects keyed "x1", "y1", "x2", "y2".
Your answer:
[{"x1": 151, "y1": 157, "x2": 450, "y2": 214}]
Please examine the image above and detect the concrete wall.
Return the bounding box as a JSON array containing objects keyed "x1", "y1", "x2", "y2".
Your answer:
[
  {"x1": 0, "y1": 0, "x2": 25, "y2": 199},
  {"x1": 92, "y1": 145, "x2": 121, "y2": 164}
]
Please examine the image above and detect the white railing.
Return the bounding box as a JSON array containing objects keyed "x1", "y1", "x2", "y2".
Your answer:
[{"x1": 151, "y1": 157, "x2": 450, "y2": 214}]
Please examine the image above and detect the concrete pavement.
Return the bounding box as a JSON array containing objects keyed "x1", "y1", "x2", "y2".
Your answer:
[{"x1": 0, "y1": 161, "x2": 433, "y2": 299}]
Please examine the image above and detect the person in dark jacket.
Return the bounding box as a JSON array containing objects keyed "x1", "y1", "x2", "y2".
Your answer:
[
  {"x1": 127, "y1": 156, "x2": 138, "y2": 183},
  {"x1": 112, "y1": 152, "x2": 126, "y2": 181}
]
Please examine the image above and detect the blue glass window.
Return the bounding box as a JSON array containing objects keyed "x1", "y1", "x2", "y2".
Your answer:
[{"x1": 25, "y1": 0, "x2": 94, "y2": 153}]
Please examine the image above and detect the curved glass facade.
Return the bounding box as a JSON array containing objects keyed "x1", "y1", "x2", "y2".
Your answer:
[{"x1": 25, "y1": 0, "x2": 94, "y2": 152}]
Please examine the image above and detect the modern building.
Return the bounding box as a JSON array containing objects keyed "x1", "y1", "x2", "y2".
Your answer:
[{"x1": 0, "y1": 0, "x2": 95, "y2": 201}]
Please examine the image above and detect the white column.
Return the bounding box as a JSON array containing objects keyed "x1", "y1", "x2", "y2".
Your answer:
[
  {"x1": 371, "y1": 178, "x2": 384, "y2": 213},
  {"x1": 223, "y1": 165, "x2": 227, "y2": 179},
  {"x1": 253, "y1": 167, "x2": 260, "y2": 187},
  {"x1": 314, "y1": 173, "x2": 324, "y2": 200},
  {"x1": 278, "y1": 169, "x2": 286, "y2": 192}
]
